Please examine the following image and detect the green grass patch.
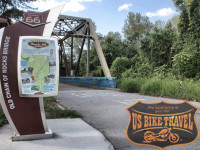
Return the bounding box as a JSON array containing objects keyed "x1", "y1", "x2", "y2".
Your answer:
[
  {"x1": 160, "y1": 79, "x2": 179, "y2": 98},
  {"x1": 141, "y1": 77, "x2": 162, "y2": 96},
  {"x1": 119, "y1": 76, "x2": 200, "y2": 101},
  {"x1": 44, "y1": 97, "x2": 82, "y2": 119},
  {"x1": 0, "y1": 109, "x2": 8, "y2": 127},
  {"x1": 119, "y1": 78, "x2": 146, "y2": 93},
  {"x1": 0, "y1": 97, "x2": 82, "y2": 127},
  {"x1": 180, "y1": 81, "x2": 200, "y2": 101}
]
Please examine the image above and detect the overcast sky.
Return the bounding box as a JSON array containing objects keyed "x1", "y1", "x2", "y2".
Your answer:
[{"x1": 31, "y1": 0, "x2": 178, "y2": 36}]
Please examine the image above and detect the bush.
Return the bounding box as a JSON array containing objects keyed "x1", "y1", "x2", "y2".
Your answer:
[
  {"x1": 119, "y1": 78, "x2": 146, "y2": 93},
  {"x1": 137, "y1": 63, "x2": 152, "y2": 77},
  {"x1": 119, "y1": 76, "x2": 200, "y2": 102},
  {"x1": 111, "y1": 57, "x2": 131, "y2": 78},
  {"x1": 141, "y1": 77, "x2": 162, "y2": 96},
  {"x1": 173, "y1": 51, "x2": 200, "y2": 78},
  {"x1": 181, "y1": 80, "x2": 200, "y2": 101},
  {"x1": 159, "y1": 78, "x2": 179, "y2": 98},
  {"x1": 121, "y1": 68, "x2": 137, "y2": 78}
]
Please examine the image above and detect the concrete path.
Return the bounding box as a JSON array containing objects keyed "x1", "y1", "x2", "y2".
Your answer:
[
  {"x1": 57, "y1": 83, "x2": 200, "y2": 150},
  {"x1": 0, "y1": 118, "x2": 114, "y2": 150}
]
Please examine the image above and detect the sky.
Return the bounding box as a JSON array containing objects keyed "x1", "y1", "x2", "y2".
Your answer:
[{"x1": 31, "y1": 0, "x2": 178, "y2": 36}]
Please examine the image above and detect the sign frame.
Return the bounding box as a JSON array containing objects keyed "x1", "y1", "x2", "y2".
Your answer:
[{"x1": 18, "y1": 36, "x2": 59, "y2": 98}]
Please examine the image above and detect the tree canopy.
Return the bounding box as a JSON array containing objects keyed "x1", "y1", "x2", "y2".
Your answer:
[
  {"x1": 123, "y1": 12, "x2": 153, "y2": 40},
  {"x1": 0, "y1": 0, "x2": 37, "y2": 21}
]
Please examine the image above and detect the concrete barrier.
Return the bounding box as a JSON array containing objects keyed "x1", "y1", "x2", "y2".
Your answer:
[{"x1": 59, "y1": 77, "x2": 116, "y2": 88}]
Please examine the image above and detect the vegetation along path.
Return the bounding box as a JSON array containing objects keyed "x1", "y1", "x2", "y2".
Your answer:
[{"x1": 57, "y1": 83, "x2": 200, "y2": 150}]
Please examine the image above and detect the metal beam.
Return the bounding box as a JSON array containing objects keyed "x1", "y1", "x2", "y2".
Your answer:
[
  {"x1": 86, "y1": 23, "x2": 90, "y2": 77},
  {"x1": 75, "y1": 28, "x2": 88, "y2": 76},
  {"x1": 59, "y1": 41, "x2": 68, "y2": 76},
  {"x1": 87, "y1": 19, "x2": 112, "y2": 78},
  {"x1": 53, "y1": 33, "x2": 93, "y2": 39}
]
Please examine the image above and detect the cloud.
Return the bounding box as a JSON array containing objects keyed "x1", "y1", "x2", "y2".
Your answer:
[
  {"x1": 118, "y1": 3, "x2": 133, "y2": 12},
  {"x1": 32, "y1": 0, "x2": 101, "y2": 13},
  {"x1": 146, "y1": 8, "x2": 176, "y2": 17}
]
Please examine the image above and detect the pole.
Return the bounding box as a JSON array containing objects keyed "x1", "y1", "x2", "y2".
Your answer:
[{"x1": 71, "y1": 37, "x2": 73, "y2": 76}]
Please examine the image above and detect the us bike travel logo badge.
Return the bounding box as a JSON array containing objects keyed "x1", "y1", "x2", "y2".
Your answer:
[{"x1": 126, "y1": 101, "x2": 199, "y2": 149}]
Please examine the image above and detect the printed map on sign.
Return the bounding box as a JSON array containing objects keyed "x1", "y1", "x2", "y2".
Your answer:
[{"x1": 20, "y1": 38, "x2": 57, "y2": 96}]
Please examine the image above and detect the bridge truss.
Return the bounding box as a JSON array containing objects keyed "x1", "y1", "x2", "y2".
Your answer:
[{"x1": 52, "y1": 15, "x2": 111, "y2": 78}]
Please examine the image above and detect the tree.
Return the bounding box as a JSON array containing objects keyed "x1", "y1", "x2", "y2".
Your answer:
[
  {"x1": 172, "y1": 0, "x2": 200, "y2": 78},
  {"x1": 0, "y1": 0, "x2": 37, "y2": 21},
  {"x1": 173, "y1": 0, "x2": 200, "y2": 41},
  {"x1": 140, "y1": 27, "x2": 177, "y2": 68},
  {"x1": 123, "y1": 12, "x2": 153, "y2": 40},
  {"x1": 87, "y1": 32, "x2": 125, "y2": 77},
  {"x1": 154, "y1": 20, "x2": 165, "y2": 31},
  {"x1": 172, "y1": 51, "x2": 200, "y2": 78},
  {"x1": 102, "y1": 32, "x2": 124, "y2": 67},
  {"x1": 166, "y1": 15, "x2": 179, "y2": 30},
  {"x1": 111, "y1": 57, "x2": 131, "y2": 78},
  {"x1": 106, "y1": 31, "x2": 122, "y2": 40}
]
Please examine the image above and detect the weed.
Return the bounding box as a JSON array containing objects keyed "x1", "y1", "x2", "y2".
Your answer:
[
  {"x1": 44, "y1": 97, "x2": 82, "y2": 119},
  {"x1": 0, "y1": 109, "x2": 7, "y2": 127},
  {"x1": 119, "y1": 78, "x2": 145, "y2": 93},
  {"x1": 119, "y1": 76, "x2": 200, "y2": 101}
]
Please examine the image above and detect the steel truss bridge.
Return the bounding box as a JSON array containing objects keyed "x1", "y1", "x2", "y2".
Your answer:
[{"x1": 52, "y1": 15, "x2": 111, "y2": 78}]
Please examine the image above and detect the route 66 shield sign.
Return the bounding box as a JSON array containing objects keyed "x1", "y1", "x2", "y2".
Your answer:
[
  {"x1": 126, "y1": 101, "x2": 199, "y2": 149},
  {"x1": 21, "y1": 13, "x2": 45, "y2": 27}
]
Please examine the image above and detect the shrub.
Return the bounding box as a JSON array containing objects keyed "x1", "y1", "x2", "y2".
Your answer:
[
  {"x1": 119, "y1": 76, "x2": 200, "y2": 102},
  {"x1": 137, "y1": 63, "x2": 153, "y2": 77},
  {"x1": 119, "y1": 78, "x2": 145, "y2": 93},
  {"x1": 181, "y1": 81, "x2": 200, "y2": 101},
  {"x1": 121, "y1": 68, "x2": 137, "y2": 79},
  {"x1": 141, "y1": 77, "x2": 162, "y2": 96},
  {"x1": 111, "y1": 57, "x2": 131, "y2": 78},
  {"x1": 160, "y1": 78, "x2": 179, "y2": 98}
]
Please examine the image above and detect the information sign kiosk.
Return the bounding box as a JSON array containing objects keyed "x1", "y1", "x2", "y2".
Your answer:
[{"x1": 0, "y1": 5, "x2": 64, "y2": 141}]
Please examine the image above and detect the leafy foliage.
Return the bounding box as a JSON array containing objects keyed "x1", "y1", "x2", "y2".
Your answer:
[
  {"x1": 102, "y1": 32, "x2": 124, "y2": 67},
  {"x1": 123, "y1": 12, "x2": 153, "y2": 40},
  {"x1": 110, "y1": 57, "x2": 131, "y2": 78},
  {"x1": 140, "y1": 27, "x2": 177, "y2": 68},
  {"x1": 172, "y1": 0, "x2": 200, "y2": 78},
  {"x1": 0, "y1": 0, "x2": 37, "y2": 21},
  {"x1": 119, "y1": 78, "x2": 145, "y2": 93}
]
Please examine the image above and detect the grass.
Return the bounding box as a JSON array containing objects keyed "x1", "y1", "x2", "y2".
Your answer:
[
  {"x1": 44, "y1": 97, "x2": 82, "y2": 119},
  {"x1": 119, "y1": 77, "x2": 200, "y2": 102},
  {"x1": 118, "y1": 78, "x2": 145, "y2": 93},
  {"x1": 0, "y1": 97, "x2": 81, "y2": 127},
  {"x1": 0, "y1": 109, "x2": 8, "y2": 127}
]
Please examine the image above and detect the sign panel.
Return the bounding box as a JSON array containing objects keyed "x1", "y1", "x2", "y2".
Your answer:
[
  {"x1": 21, "y1": 13, "x2": 45, "y2": 27},
  {"x1": 18, "y1": 36, "x2": 59, "y2": 97},
  {"x1": 126, "y1": 101, "x2": 199, "y2": 149}
]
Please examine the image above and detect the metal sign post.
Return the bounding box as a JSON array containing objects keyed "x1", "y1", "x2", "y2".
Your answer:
[{"x1": 179, "y1": 81, "x2": 183, "y2": 95}]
